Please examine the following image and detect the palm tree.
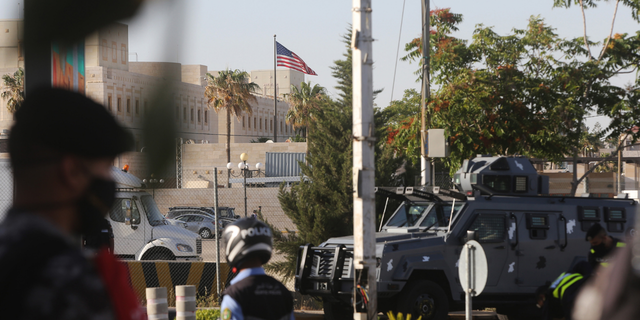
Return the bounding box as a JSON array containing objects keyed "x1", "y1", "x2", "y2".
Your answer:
[
  {"x1": 204, "y1": 69, "x2": 259, "y2": 165},
  {"x1": 1, "y1": 68, "x2": 24, "y2": 114},
  {"x1": 285, "y1": 81, "x2": 326, "y2": 139}
]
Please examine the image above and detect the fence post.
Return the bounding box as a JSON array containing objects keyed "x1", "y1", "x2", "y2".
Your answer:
[
  {"x1": 214, "y1": 167, "x2": 221, "y2": 303},
  {"x1": 146, "y1": 287, "x2": 168, "y2": 320},
  {"x1": 175, "y1": 285, "x2": 196, "y2": 320}
]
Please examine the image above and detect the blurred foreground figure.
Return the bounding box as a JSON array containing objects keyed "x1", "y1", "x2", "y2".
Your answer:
[
  {"x1": 573, "y1": 237, "x2": 640, "y2": 320},
  {"x1": 220, "y1": 218, "x2": 294, "y2": 320},
  {"x1": 0, "y1": 88, "x2": 141, "y2": 320}
]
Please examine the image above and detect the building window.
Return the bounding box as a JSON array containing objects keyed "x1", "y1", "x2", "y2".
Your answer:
[
  {"x1": 107, "y1": 95, "x2": 112, "y2": 111},
  {"x1": 121, "y1": 44, "x2": 127, "y2": 64},
  {"x1": 242, "y1": 116, "x2": 245, "y2": 128},
  {"x1": 270, "y1": 120, "x2": 273, "y2": 132},
  {"x1": 260, "y1": 118, "x2": 262, "y2": 130},
  {"x1": 112, "y1": 41, "x2": 117, "y2": 63},
  {"x1": 144, "y1": 101, "x2": 148, "y2": 115},
  {"x1": 280, "y1": 121, "x2": 283, "y2": 133},
  {"x1": 204, "y1": 110, "x2": 208, "y2": 123},
  {"x1": 198, "y1": 110, "x2": 202, "y2": 123},
  {"x1": 190, "y1": 108, "x2": 194, "y2": 122},
  {"x1": 248, "y1": 116, "x2": 251, "y2": 128},
  {"x1": 135, "y1": 100, "x2": 139, "y2": 115},
  {"x1": 117, "y1": 97, "x2": 121, "y2": 112},
  {"x1": 126, "y1": 99, "x2": 131, "y2": 114},
  {"x1": 102, "y1": 39, "x2": 108, "y2": 61},
  {"x1": 175, "y1": 106, "x2": 179, "y2": 118},
  {"x1": 254, "y1": 117, "x2": 256, "y2": 129},
  {"x1": 183, "y1": 107, "x2": 187, "y2": 122}
]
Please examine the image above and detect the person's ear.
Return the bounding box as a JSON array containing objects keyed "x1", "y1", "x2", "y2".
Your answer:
[{"x1": 58, "y1": 156, "x2": 90, "y2": 196}]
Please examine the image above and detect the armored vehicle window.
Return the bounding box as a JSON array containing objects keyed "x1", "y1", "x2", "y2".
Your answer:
[
  {"x1": 578, "y1": 206, "x2": 600, "y2": 231},
  {"x1": 420, "y1": 203, "x2": 464, "y2": 227},
  {"x1": 604, "y1": 207, "x2": 626, "y2": 233},
  {"x1": 526, "y1": 213, "x2": 549, "y2": 239},
  {"x1": 514, "y1": 176, "x2": 528, "y2": 193},
  {"x1": 386, "y1": 203, "x2": 430, "y2": 227},
  {"x1": 469, "y1": 214, "x2": 505, "y2": 242},
  {"x1": 110, "y1": 199, "x2": 140, "y2": 225},
  {"x1": 483, "y1": 175, "x2": 510, "y2": 193}
]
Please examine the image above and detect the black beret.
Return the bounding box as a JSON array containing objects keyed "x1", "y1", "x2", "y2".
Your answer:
[
  {"x1": 585, "y1": 223, "x2": 604, "y2": 241},
  {"x1": 9, "y1": 87, "x2": 133, "y2": 161}
]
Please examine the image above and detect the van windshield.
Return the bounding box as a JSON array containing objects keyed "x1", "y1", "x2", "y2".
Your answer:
[
  {"x1": 385, "y1": 203, "x2": 431, "y2": 227},
  {"x1": 141, "y1": 195, "x2": 167, "y2": 226}
]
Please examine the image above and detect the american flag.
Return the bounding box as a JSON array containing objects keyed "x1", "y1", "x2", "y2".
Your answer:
[{"x1": 276, "y1": 42, "x2": 317, "y2": 76}]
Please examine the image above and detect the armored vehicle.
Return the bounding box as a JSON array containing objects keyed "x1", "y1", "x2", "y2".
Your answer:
[{"x1": 295, "y1": 156, "x2": 638, "y2": 320}]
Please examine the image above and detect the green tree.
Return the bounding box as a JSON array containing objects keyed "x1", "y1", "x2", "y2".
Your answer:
[
  {"x1": 395, "y1": 6, "x2": 640, "y2": 187},
  {"x1": 268, "y1": 26, "x2": 400, "y2": 280},
  {"x1": 1, "y1": 67, "x2": 24, "y2": 114},
  {"x1": 204, "y1": 69, "x2": 259, "y2": 163},
  {"x1": 284, "y1": 81, "x2": 327, "y2": 139}
]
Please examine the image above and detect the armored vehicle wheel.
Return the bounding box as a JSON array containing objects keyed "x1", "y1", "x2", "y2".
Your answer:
[
  {"x1": 323, "y1": 300, "x2": 352, "y2": 320},
  {"x1": 395, "y1": 280, "x2": 449, "y2": 320}
]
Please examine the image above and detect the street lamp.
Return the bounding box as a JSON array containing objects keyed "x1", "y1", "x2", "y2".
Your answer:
[
  {"x1": 240, "y1": 153, "x2": 249, "y2": 217},
  {"x1": 227, "y1": 153, "x2": 250, "y2": 217}
]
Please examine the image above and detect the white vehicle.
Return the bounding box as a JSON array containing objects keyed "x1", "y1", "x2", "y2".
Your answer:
[{"x1": 110, "y1": 168, "x2": 202, "y2": 261}]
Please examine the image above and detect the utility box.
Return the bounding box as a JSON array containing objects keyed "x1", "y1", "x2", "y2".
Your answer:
[{"x1": 428, "y1": 129, "x2": 449, "y2": 157}]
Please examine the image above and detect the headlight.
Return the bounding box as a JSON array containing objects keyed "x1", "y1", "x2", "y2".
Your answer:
[{"x1": 176, "y1": 244, "x2": 193, "y2": 252}]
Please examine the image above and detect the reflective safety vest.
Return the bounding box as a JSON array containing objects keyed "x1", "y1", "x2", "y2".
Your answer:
[
  {"x1": 551, "y1": 272, "x2": 583, "y2": 300},
  {"x1": 591, "y1": 242, "x2": 626, "y2": 267}
]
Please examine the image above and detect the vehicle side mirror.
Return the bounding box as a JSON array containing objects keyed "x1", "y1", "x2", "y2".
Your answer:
[
  {"x1": 462, "y1": 230, "x2": 478, "y2": 243},
  {"x1": 125, "y1": 200, "x2": 132, "y2": 210},
  {"x1": 125, "y1": 217, "x2": 131, "y2": 226},
  {"x1": 235, "y1": 215, "x2": 240, "y2": 219}
]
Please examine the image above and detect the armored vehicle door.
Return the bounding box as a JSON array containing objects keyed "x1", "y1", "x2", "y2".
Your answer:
[
  {"x1": 464, "y1": 211, "x2": 510, "y2": 286},
  {"x1": 511, "y1": 211, "x2": 563, "y2": 287}
]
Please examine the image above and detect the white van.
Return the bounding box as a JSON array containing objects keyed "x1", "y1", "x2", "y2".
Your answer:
[{"x1": 110, "y1": 168, "x2": 202, "y2": 261}]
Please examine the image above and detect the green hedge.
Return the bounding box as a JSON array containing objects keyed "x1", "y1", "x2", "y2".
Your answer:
[{"x1": 196, "y1": 309, "x2": 221, "y2": 320}]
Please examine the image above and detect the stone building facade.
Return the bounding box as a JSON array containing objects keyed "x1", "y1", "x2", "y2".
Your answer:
[{"x1": 0, "y1": 20, "x2": 302, "y2": 147}]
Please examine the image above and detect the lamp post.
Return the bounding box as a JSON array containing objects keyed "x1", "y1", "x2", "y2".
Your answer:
[
  {"x1": 240, "y1": 153, "x2": 249, "y2": 217},
  {"x1": 228, "y1": 153, "x2": 250, "y2": 218}
]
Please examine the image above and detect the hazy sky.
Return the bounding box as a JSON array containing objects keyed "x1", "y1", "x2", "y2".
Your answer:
[{"x1": 2, "y1": 0, "x2": 638, "y2": 129}]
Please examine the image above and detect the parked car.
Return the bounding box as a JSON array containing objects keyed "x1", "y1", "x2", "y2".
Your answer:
[
  {"x1": 167, "y1": 206, "x2": 239, "y2": 226},
  {"x1": 172, "y1": 213, "x2": 221, "y2": 239},
  {"x1": 166, "y1": 218, "x2": 188, "y2": 229}
]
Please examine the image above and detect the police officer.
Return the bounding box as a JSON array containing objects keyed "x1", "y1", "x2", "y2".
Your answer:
[
  {"x1": 220, "y1": 218, "x2": 294, "y2": 320},
  {"x1": 586, "y1": 222, "x2": 625, "y2": 270},
  {"x1": 536, "y1": 262, "x2": 589, "y2": 320},
  {"x1": 0, "y1": 87, "x2": 137, "y2": 319}
]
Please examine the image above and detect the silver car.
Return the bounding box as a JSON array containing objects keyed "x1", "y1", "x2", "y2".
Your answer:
[{"x1": 173, "y1": 214, "x2": 220, "y2": 239}]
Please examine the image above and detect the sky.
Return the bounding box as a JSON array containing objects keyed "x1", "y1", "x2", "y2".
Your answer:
[{"x1": 1, "y1": 0, "x2": 639, "y2": 129}]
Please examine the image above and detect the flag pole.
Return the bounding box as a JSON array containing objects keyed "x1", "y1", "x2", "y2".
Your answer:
[{"x1": 273, "y1": 34, "x2": 278, "y2": 142}]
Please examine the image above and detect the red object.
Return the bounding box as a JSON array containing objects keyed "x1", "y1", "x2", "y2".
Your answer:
[
  {"x1": 94, "y1": 248, "x2": 147, "y2": 320},
  {"x1": 276, "y1": 42, "x2": 318, "y2": 76},
  {"x1": 122, "y1": 164, "x2": 130, "y2": 173}
]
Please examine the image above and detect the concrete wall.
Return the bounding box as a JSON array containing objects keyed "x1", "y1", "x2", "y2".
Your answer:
[
  {"x1": 129, "y1": 62, "x2": 182, "y2": 82},
  {"x1": 250, "y1": 69, "x2": 304, "y2": 97},
  {"x1": 0, "y1": 20, "x2": 23, "y2": 70},
  {"x1": 542, "y1": 172, "x2": 616, "y2": 196},
  {"x1": 181, "y1": 65, "x2": 207, "y2": 86},
  {"x1": 85, "y1": 23, "x2": 128, "y2": 72},
  {"x1": 182, "y1": 142, "x2": 307, "y2": 175}
]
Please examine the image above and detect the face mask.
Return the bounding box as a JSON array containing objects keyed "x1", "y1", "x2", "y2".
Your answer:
[
  {"x1": 592, "y1": 243, "x2": 607, "y2": 254},
  {"x1": 77, "y1": 177, "x2": 116, "y2": 236}
]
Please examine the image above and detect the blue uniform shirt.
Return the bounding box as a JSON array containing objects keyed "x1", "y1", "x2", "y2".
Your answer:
[{"x1": 220, "y1": 267, "x2": 295, "y2": 320}]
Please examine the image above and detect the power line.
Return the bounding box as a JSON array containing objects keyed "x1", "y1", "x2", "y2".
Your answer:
[{"x1": 389, "y1": 0, "x2": 407, "y2": 104}]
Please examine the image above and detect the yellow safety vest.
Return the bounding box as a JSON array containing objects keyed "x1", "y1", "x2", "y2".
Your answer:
[{"x1": 551, "y1": 273, "x2": 583, "y2": 300}]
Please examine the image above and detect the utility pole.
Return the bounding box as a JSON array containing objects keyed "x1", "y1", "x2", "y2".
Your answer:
[
  {"x1": 420, "y1": 0, "x2": 431, "y2": 186},
  {"x1": 352, "y1": 1, "x2": 376, "y2": 319}
]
